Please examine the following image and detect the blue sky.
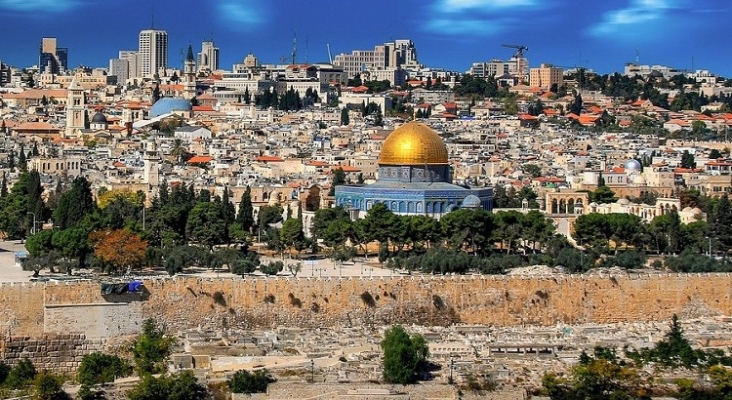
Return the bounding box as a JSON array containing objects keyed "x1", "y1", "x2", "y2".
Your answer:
[{"x1": 1, "y1": 0, "x2": 731, "y2": 76}]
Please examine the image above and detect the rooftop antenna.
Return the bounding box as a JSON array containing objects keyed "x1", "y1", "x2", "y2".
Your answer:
[
  {"x1": 327, "y1": 43, "x2": 333, "y2": 64},
  {"x1": 635, "y1": 47, "x2": 639, "y2": 63},
  {"x1": 291, "y1": 31, "x2": 297, "y2": 65},
  {"x1": 151, "y1": 0, "x2": 155, "y2": 28}
]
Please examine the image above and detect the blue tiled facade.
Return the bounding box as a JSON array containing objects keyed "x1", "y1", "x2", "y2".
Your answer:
[{"x1": 335, "y1": 164, "x2": 493, "y2": 219}]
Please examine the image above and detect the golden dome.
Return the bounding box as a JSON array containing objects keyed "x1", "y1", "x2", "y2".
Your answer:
[{"x1": 379, "y1": 122, "x2": 448, "y2": 165}]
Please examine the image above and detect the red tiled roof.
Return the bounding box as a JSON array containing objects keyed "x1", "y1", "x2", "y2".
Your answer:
[{"x1": 188, "y1": 155, "x2": 213, "y2": 164}]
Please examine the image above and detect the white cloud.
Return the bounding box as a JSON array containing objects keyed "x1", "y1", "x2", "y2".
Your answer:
[
  {"x1": 426, "y1": 0, "x2": 543, "y2": 35},
  {"x1": 589, "y1": 0, "x2": 687, "y2": 36},
  {"x1": 440, "y1": 0, "x2": 538, "y2": 11},
  {"x1": 217, "y1": 1, "x2": 266, "y2": 28},
  {"x1": 0, "y1": 0, "x2": 81, "y2": 12},
  {"x1": 426, "y1": 18, "x2": 506, "y2": 35}
]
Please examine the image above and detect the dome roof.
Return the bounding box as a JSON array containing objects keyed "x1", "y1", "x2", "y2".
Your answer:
[
  {"x1": 461, "y1": 195, "x2": 481, "y2": 209},
  {"x1": 617, "y1": 198, "x2": 630, "y2": 205},
  {"x1": 149, "y1": 97, "x2": 192, "y2": 118},
  {"x1": 632, "y1": 175, "x2": 646, "y2": 185},
  {"x1": 91, "y1": 112, "x2": 107, "y2": 124},
  {"x1": 624, "y1": 159, "x2": 642, "y2": 171},
  {"x1": 379, "y1": 122, "x2": 448, "y2": 165}
]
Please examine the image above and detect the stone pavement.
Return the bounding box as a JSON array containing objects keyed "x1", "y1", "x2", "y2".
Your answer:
[{"x1": 0, "y1": 240, "x2": 32, "y2": 283}]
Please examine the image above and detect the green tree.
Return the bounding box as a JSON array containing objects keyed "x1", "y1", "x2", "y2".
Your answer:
[
  {"x1": 329, "y1": 168, "x2": 346, "y2": 196},
  {"x1": 235, "y1": 186, "x2": 255, "y2": 234},
  {"x1": 132, "y1": 319, "x2": 175, "y2": 376},
  {"x1": 243, "y1": 87, "x2": 251, "y2": 104},
  {"x1": 280, "y1": 218, "x2": 305, "y2": 256},
  {"x1": 523, "y1": 164, "x2": 541, "y2": 178},
  {"x1": 53, "y1": 176, "x2": 96, "y2": 230},
  {"x1": 710, "y1": 194, "x2": 732, "y2": 252},
  {"x1": 77, "y1": 353, "x2": 131, "y2": 386},
  {"x1": 127, "y1": 371, "x2": 207, "y2": 400},
  {"x1": 186, "y1": 202, "x2": 227, "y2": 250},
  {"x1": 381, "y1": 325, "x2": 429, "y2": 384},
  {"x1": 32, "y1": 370, "x2": 70, "y2": 400},
  {"x1": 590, "y1": 186, "x2": 617, "y2": 204},
  {"x1": 228, "y1": 369, "x2": 274, "y2": 394},
  {"x1": 0, "y1": 361, "x2": 9, "y2": 385},
  {"x1": 6, "y1": 358, "x2": 37, "y2": 389},
  {"x1": 340, "y1": 107, "x2": 350, "y2": 126},
  {"x1": 568, "y1": 93, "x2": 583, "y2": 115},
  {"x1": 680, "y1": 150, "x2": 696, "y2": 169}
]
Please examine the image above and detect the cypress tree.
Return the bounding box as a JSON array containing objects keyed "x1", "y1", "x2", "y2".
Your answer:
[
  {"x1": 0, "y1": 172, "x2": 7, "y2": 197},
  {"x1": 236, "y1": 186, "x2": 254, "y2": 233},
  {"x1": 18, "y1": 144, "x2": 26, "y2": 171}
]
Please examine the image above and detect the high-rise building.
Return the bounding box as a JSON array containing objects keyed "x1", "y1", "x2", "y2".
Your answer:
[
  {"x1": 333, "y1": 39, "x2": 420, "y2": 78},
  {"x1": 39, "y1": 37, "x2": 68, "y2": 74},
  {"x1": 138, "y1": 29, "x2": 168, "y2": 78},
  {"x1": 0, "y1": 60, "x2": 10, "y2": 87},
  {"x1": 197, "y1": 41, "x2": 219, "y2": 73},
  {"x1": 109, "y1": 50, "x2": 140, "y2": 84},
  {"x1": 529, "y1": 63, "x2": 563, "y2": 90}
]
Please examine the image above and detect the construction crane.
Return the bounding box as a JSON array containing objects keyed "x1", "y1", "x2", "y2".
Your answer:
[{"x1": 502, "y1": 44, "x2": 529, "y2": 82}]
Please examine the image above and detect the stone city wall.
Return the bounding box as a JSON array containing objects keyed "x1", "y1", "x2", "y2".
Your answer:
[{"x1": 1, "y1": 273, "x2": 732, "y2": 370}]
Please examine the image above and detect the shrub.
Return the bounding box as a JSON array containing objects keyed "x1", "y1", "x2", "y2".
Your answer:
[
  {"x1": 228, "y1": 369, "x2": 274, "y2": 394},
  {"x1": 5, "y1": 358, "x2": 37, "y2": 389},
  {"x1": 78, "y1": 353, "x2": 131, "y2": 386}
]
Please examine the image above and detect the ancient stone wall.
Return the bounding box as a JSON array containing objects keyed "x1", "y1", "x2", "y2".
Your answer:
[
  {"x1": 0, "y1": 334, "x2": 103, "y2": 373},
  {"x1": 1, "y1": 273, "x2": 732, "y2": 371}
]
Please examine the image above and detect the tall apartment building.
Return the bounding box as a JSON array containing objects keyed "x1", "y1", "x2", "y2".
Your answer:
[
  {"x1": 138, "y1": 29, "x2": 168, "y2": 78},
  {"x1": 197, "y1": 41, "x2": 220, "y2": 72},
  {"x1": 39, "y1": 37, "x2": 68, "y2": 74},
  {"x1": 333, "y1": 39, "x2": 419, "y2": 78},
  {"x1": 0, "y1": 60, "x2": 10, "y2": 87},
  {"x1": 109, "y1": 51, "x2": 139, "y2": 84},
  {"x1": 529, "y1": 63, "x2": 563, "y2": 90}
]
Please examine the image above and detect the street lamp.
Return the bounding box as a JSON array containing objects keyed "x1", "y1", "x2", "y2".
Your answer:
[
  {"x1": 27, "y1": 212, "x2": 36, "y2": 235},
  {"x1": 449, "y1": 358, "x2": 455, "y2": 384},
  {"x1": 310, "y1": 359, "x2": 314, "y2": 383},
  {"x1": 706, "y1": 236, "x2": 712, "y2": 259}
]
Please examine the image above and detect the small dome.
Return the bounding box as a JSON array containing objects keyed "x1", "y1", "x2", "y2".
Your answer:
[
  {"x1": 461, "y1": 195, "x2": 481, "y2": 209},
  {"x1": 91, "y1": 112, "x2": 107, "y2": 124},
  {"x1": 691, "y1": 207, "x2": 703, "y2": 215},
  {"x1": 617, "y1": 198, "x2": 630, "y2": 205},
  {"x1": 624, "y1": 159, "x2": 642, "y2": 171},
  {"x1": 149, "y1": 97, "x2": 192, "y2": 118},
  {"x1": 633, "y1": 175, "x2": 646, "y2": 185},
  {"x1": 379, "y1": 122, "x2": 448, "y2": 165},
  {"x1": 682, "y1": 207, "x2": 693, "y2": 213}
]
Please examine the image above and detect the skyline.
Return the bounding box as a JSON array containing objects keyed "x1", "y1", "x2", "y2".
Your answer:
[{"x1": 1, "y1": 0, "x2": 731, "y2": 76}]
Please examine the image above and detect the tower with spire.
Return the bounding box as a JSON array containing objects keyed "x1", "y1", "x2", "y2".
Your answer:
[
  {"x1": 183, "y1": 44, "x2": 196, "y2": 100},
  {"x1": 65, "y1": 76, "x2": 86, "y2": 137}
]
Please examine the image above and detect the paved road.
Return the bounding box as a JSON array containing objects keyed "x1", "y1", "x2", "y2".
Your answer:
[{"x1": 0, "y1": 240, "x2": 32, "y2": 283}]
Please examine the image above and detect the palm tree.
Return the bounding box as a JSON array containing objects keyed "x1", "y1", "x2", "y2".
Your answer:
[{"x1": 170, "y1": 139, "x2": 186, "y2": 165}]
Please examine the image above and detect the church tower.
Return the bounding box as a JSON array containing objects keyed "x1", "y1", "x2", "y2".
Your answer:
[
  {"x1": 65, "y1": 76, "x2": 86, "y2": 137},
  {"x1": 183, "y1": 44, "x2": 196, "y2": 100}
]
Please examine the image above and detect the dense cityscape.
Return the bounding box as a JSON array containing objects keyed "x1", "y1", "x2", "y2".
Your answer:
[{"x1": 2, "y1": 22, "x2": 732, "y2": 399}]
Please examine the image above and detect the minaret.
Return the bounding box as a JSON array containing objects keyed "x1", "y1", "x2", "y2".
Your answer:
[
  {"x1": 65, "y1": 76, "x2": 86, "y2": 137},
  {"x1": 143, "y1": 138, "x2": 160, "y2": 204},
  {"x1": 183, "y1": 44, "x2": 196, "y2": 100}
]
